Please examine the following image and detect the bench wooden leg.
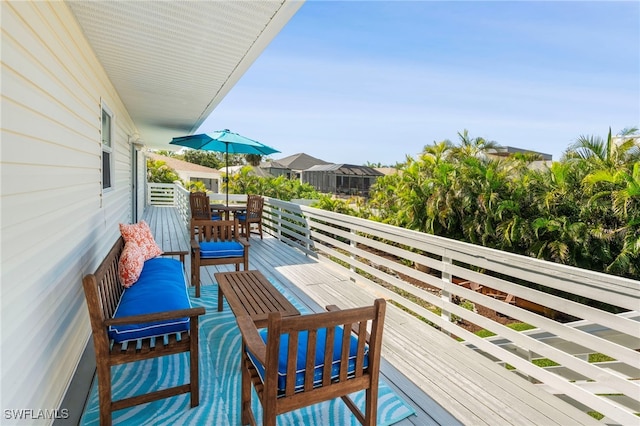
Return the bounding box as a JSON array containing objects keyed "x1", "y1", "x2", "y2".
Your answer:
[
  {"x1": 190, "y1": 317, "x2": 200, "y2": 407},
  {"x1": 97, "y1": 362, "x2": 112, "y2": 426}
]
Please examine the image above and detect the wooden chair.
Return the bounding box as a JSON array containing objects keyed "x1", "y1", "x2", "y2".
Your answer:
[
  {"x1": 236, "y1": 299, "x2": 386, "y2": 426},
  {"x1": 190, "y1": 218, "x2": 249, "y2": 297},
  {"x1": 236, "y1": 194, "x2": 264, "y2": 240},
  {"x1": 189, "y1": 192, "x2": 222, "y2": 220}
]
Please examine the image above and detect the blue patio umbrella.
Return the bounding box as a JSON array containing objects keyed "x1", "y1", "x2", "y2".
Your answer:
[{"x1": 170, "y1": 129, "x2": 279, "y2": 206}]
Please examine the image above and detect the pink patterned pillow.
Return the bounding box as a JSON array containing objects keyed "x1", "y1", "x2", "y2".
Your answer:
[
  {"x1": 118, "y1": 242, "x2": 145, "y2": 287},
  {"x1": 119, "y1": 220, "x2": 163, "y2": 261}
]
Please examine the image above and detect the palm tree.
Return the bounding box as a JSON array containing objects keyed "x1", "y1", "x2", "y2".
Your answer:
[
  {"x1": 449, "y1": 129, "x2": 501, "y2": 160},
  {"x1": 583, "y1": 162, "x2": 640, "y2": 276},
  {"x1": 563, "y1": 127, "x2": 639, "y2": 170},
  {"x1": 245, "y1": 154, "x2": 262, "y2": 166}
]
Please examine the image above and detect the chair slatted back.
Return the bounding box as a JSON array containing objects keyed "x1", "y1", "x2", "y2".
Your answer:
[
  {"x1": 246, "y1": 194, "x2": 264, "y2": 219},
  {"x1": 191, "y1": 219, "x2": 239, "y2": 242},
  {"x1": 273, "y1": 301, "x2": 385, "y2": 398},
  {"x1": 189, "y1": 192, "x2": 211, "y2": 220}
]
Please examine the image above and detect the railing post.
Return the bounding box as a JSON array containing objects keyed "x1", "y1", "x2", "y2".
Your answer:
[
  {"x1": 350, "y1": 228, "x2": 357, "y2": 275},
  {"x1": 441, "y1": 253, "x2": 453, "y2": 327}
]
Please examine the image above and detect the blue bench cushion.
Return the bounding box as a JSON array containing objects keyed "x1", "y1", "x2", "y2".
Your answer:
[
  {"x1": 248, "y1": 326, "x2": 369, "y2": 392},
  {"x1": 108, "y1": 257, "x2": 191, "y2": 343},
  {"x1": 199, "y1": 241, "x2": 244, "y2": 258}
]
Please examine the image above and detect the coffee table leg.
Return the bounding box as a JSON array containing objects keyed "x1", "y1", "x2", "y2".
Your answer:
[{"x1": 218, "y1": 285, "x2": 224, "y2": 312}]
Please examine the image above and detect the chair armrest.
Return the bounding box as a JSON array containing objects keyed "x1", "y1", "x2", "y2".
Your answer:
[
  {"x1": 236, "y1": 239, "x2": 250, "y2": 248},
  {"x1": 236, "y1": 315, "x2": 266, "y2": 364},
  {"x1": 105, "y1": 306, "x2": 206, "y2": 326},
  {"x1": 190, "y1": 239, "x2": 200, "y2": 251}
]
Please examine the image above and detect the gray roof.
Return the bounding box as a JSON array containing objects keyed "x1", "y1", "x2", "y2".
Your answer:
[
  {"x1": 304, "y1": 164, "x2": 384, "y2": 176},
  {"x1": 272, "y1": 153, "x2": 330, "y2": 170}
]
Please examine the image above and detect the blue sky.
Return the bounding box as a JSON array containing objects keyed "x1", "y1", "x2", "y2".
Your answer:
[{"x1": 199, "y1": 1, "x2": 640, "y2": 166}]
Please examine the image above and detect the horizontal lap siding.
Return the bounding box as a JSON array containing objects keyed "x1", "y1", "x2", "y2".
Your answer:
[{"x1": 1, "y1": 2, "x2": 137, "y2": 420}]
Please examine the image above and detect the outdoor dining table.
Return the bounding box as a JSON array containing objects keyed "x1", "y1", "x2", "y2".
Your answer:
[{"x1": 211, "y1": 203, "x2": 246, "y2": 220}]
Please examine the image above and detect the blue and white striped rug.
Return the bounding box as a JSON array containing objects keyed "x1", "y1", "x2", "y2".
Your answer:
[{"x1": 80, "y1": 281, "x2": 416, "y2": 425}]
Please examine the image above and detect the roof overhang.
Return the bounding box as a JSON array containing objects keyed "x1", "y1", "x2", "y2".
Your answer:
[{"x1": 67, "y1": 1, "x2": 303, "y2": 149}]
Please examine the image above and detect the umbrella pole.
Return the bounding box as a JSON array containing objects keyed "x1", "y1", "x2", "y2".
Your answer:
[{"x1": 225, "y1": 144, "x2": 229, "y2": 207}]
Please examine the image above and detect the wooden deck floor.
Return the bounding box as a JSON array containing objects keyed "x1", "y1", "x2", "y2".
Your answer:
[{"x1": 145, "y1": 206, "x2": 601, "y2": 426}]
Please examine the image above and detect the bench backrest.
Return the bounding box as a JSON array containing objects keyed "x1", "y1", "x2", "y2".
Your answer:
[{"x1": 82, "y1": 237, "x2": 125, "y2": 350}]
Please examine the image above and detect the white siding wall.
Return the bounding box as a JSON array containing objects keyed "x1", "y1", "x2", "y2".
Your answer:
[{"x1": 1, "y1": 2, "x2": 139, "y2": 422}]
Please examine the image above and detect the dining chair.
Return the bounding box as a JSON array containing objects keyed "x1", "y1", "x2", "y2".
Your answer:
[
  {"x1": 236, "y1": 298, "x2": 387, "y2": 426},
  {"x1": 236, "y1": 194, "x2": 264, "y2": 240},
  {"x1": 189, "y1": 192, "x2": 222, "y2": 220},
  {"x1": 190, "y1": 218, "x2": 249, "y2": 297}
]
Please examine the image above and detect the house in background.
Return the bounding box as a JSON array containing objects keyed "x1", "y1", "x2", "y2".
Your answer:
[
  {"x1": 261, "y1": 152, "x2": 330, "y2": 179},
  {"x1": 302, "y1": 164, "x2": 384, "y2": 197},
  {"x1": 1, "y1": 1, "x2": 302, "y2": 422},
  {"x1": 146, "y1": 152, "x2": 221, "y2": 191}
]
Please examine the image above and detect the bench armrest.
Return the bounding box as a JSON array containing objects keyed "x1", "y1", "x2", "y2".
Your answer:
[
  {"x1": 236, "y1": 314, "x2": 266, "y2": 364},
  {"x1": 105, "y1": 306, "x2": 205, "y2": 326},
  {"x1": 161, "y1": 250, "x2": 188, "y2": 263}
]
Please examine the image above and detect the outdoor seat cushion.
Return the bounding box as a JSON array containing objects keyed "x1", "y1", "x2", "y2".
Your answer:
[
  {"x1": 248, "y1": 326, "x2": 369, "y2": 393},
  {"x1": 235, "y1": 213, "x2": 257, "y2": 221},
  {"x1": 108, "y1": 257, "x2": 191, "y2": 343},
  {"x1": 199, "y1": 241, "x2": 244, "y2": 258}
]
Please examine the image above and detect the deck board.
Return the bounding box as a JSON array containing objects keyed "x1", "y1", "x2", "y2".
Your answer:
[{"x1": 145, "y1": 206, "x2": 601, "y2": 426}]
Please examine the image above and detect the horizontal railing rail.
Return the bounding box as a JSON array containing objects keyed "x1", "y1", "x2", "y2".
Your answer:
[{"x1": 261, "y1": 196, "x2": 640, "y2": 425}]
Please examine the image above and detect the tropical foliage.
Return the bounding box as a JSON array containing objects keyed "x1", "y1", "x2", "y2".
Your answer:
[
  {"x1": 226, "y1": 166, "x2": 321, "y2": 201},
  {"x1": 355, "y1": 128, "x2": 639, "y2": 280},
  {"x1": 147, "y1": 159, "x2": 180, "y2": 183}
]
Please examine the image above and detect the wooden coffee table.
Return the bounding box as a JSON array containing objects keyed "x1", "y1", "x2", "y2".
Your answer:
[{"x1": 214, "y1": 270, "x2": 300, "y2": 327}]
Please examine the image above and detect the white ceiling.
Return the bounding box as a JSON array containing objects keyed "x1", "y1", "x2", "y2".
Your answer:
[{"x1": 67, "y1": 1, "x2": 303, "y2": 149}]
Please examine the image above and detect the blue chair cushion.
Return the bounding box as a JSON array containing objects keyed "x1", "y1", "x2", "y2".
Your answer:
[
  {"x1": 108, "y1": 257, "x2": 191, "y2": 343},
  {"x1": 199, "y1": 241, "x2": 244, "y2": 258},
  {"x1": 248, "y1": 326, "x2": 369, "y2": 392},
  {"x1": 235, "y1": 214, "x2": 246, "y2": 221},
  {"x1": 211, "y1": 214, "x2": 222, "y2": 220}
]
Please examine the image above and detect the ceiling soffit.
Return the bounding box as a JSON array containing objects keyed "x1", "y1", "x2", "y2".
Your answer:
[{"x1": 67, "y1": 1, "x2": 303, "y2": 147}]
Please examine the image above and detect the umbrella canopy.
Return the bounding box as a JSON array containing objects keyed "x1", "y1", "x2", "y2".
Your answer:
[{"x1": 170, "y1": 129, "x2": 279, "y2": 205}]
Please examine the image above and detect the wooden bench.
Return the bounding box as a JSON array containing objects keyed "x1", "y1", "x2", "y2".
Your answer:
[{"x1": 82, "y1": 236, "x2": 205, "y2": 426}]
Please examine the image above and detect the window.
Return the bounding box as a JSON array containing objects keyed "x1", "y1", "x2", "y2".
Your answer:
[{"x1": 101, "y1": 104, "x2": 113, "y2": 190}]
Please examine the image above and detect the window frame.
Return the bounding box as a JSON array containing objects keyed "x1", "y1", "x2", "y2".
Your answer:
[{"x1": 101, "y1": 101, "x2": 114, "y2": 192}]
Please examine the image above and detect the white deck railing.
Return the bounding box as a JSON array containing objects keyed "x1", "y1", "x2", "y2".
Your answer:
[
  {"x1": 146, "y1": 182, "x2": 176, "y2": 206},
  {"x1": 162, "y1": 182, "x2": 639, "y2": 424},
  {"x1": 260, "y1": 197, "x2": 640, "y2": 425}
]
